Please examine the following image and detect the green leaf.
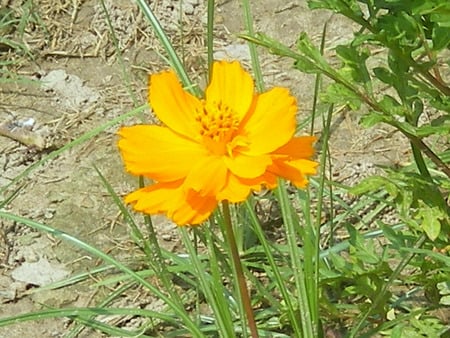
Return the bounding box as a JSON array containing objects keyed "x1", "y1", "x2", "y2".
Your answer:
[
  {"x1": 415, "y1": 202, "x2": 443, "y2": 241},
  {"x1": 322, "y1": 83, "x2": 362, "y2": 110},
  {"x1": 377, "y1": 95, "x2": 406, "y2": 117},
  {"x1": 373, "y1": 66, "x2": 395, "y2": 86},
  {"x1": 296, "y1": 32, "x2": 334, "y2": 74},
  {"x1": 440, "y1": 295, "x2": 450, "y2": 306},
  {"x1": 336, "y1": 45, "x2": 372, "y2": 86},
  {"x1": 377, "y1": 12, "x2": 421, "y2": 52},
  {"x1": 432, "y1": 26, "x2": 450, "y2": 50},
  {"x1": 415, "y1": 115, "x2": 450, "y2": 137},
  {"x1": 437, "y1": 281, "x2": 450, "y2": 305},
  {"x1": 350, "y1": 176, "x2": 398, "y2": 197},
  {"x1": 308, "y1": 0, "x2": 364, "y2": 20},
  {"x1": 359, "y1": 111, "x2": 386, "y2": 128}
]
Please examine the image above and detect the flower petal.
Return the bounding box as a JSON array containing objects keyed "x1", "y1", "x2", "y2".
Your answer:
[
  {"x1": 183, "y1": 156, "x2": 227, "y2": 196},
  {"x1": 224, "y1": 153, "x2": 272, "y2": 178},
  {"x1": 150, "y1": 69, "x2": 202, "y2": 140},
  {"x1": 274, "y1": 136, "x2": 316, "y2": 158},
  {"x1": 269, "y1": 158, "x2": 318, "y2": 188},
  {"x1": 171, "y1": 189, "x2": 218, "y2": 225},
  {"x1": 118, "y1": 125, "x2": 207, "y2": 182},
  {"x1": 241, "y1": 87, "x2": 297, "y2": 155},
  {"x1": 217, "y1": 172, "x2": 276, "y2": 203},
  {"x1": 205, "y1": 61, "x2": 254, "y2": 122},
  {"x1": 125, "y1": 180, "x2": 183, "y2": 214},
  {"x1": 216, "y1": 173, "x2": 254, "y2": 203},
  {"x1": 125, "y1": 180, "x2": 217, "y2": 226}
]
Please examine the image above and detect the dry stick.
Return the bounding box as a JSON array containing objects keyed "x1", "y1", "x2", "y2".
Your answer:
[
  {"x1": 221, "y1": 200, "x2": 259, "y2": 338},
  {"x1": 0, "y1": 121, "x2": 45, "y2": 150}
]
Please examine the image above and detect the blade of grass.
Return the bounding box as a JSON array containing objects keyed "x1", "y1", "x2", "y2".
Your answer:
[
  {"x1": 241, "y1": 0, "x2": 264, "y2": 93},
  {"x1": 304, "y1": 103, "x2": 333, "y2": 335},
  {"x1": 0, "y1": 211, "x2": 205, "y2": 337},
  {"x1": 276, "y1": 181, "x2": 315, "y2": 338},
  {"x1": 134, "y1": 0, "x2": 201, "y2": 97},
  {"x1": 65, "y1": 281, "x2": 138, "y2": 338},
  {"x1": 244, "y1": 199, "x2": 303, "y2": 337},
  {"x1": 0, "y1": 307, "x2": 176, "y2": 337},
  {"x1": 206, "y1": 0, "x2": 215, "y2": 79},
  {"x1": 179, "y1": 227, "x2": 236, "y2": 337},
  {"x1": 94, "y1": 165, "x2": 150, "y2": 255},
  {"x1": 99, "y1": 0, "x2": 138, "y2": 106}
]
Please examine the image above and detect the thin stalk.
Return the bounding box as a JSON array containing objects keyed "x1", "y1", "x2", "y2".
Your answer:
[
  {"x1": 180, "y1": 227, "x2": 235, "y2": 336},
  {"x1": 135, "y1": 0, "x2": 200, "y2": 96},
  {"x1": 244, "y1": 200, "x2": 303, "y2": 337},
  {"x1": 221, "y1": 201, "x2": 259, "y2": 338},
  {"x1": 276, "y1": 182, "x2": 315, "y2": 338},
  {"x1": 241, "y1": 0, "x2": 264, "y2": 92},
  {"x1": 311, "y1": 104, "x2": 334, "y2": 334},
  {"x1": 206, "y1": 0, "x2": 215, "y2": 80},
  {"x1": 99, "y1": 0, "x2": 138, "y2": 106}
]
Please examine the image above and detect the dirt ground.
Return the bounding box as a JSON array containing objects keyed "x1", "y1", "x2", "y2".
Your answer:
[{"x1": 0, "y1": 0, "x2": 414, "y2": 337}]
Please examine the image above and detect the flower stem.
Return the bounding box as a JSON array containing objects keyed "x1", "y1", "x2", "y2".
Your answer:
[{"x1": 221, "y1": 200, "x2": 259, "y2": 338}]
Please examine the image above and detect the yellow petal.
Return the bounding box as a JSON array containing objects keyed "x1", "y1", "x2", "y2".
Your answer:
[
  {"x1": 274, "y1": 136, "x2": 316, "y2": 159},
  {"x1": 217, "y1": 172, "x2": 277, "y2": 203},
  {"x1": 269, "y1": 158, "x2": 318, "y2": 188},
  {"x1": 125, "y1": 180, "x2": 217, "y2": 226},
  {"x1": 183, "y1": 156, "x2": 227, "y2": 196},
  {"x1": 118, "y1": 125, "x2": 207, "y2": 182},
  {"x1": 241, "y1": 87, "x2": 296, "y2": 155},
  {"x1": 171, "y1": 189, "x2": 218, "y2": 225},
  {"x1": 216, "y1": 173, "x2": 254, "y2": 203},
  {"x1": 150, "y1": 70, "x2": 202, "y2": 140},
  {"x1": 224, "y1": 153, "x2": 272, "y2": 178},
  {"x1": 125, "y1": 180, "x2": 183, "y2": 214},
  {"x1": 205, "y1": 61, "x2": 254, "y2": 123}
]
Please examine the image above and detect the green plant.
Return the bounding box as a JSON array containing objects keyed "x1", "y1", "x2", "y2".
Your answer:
[{"x1": 242, "y1": 0, "x2": 450, "y2": 335}]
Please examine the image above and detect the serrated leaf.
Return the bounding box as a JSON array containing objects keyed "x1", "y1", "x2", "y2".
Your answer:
[
  {"x1": 322, "y1": 83, "x2": 362, "y2": 110},
  {"x1": 296, "y1": 33, "x2": 333, "y2": 73},
  {"x1": 432, "y1": 26, "x2": 450, "y2": 50},
  {"x1": 373, "y1": 67, "x2": 395, "y2": 86},
  {"x1": 336, "y1": 45, "x2": 371, "y2": 85},
  {"x1": 308, "y1": 0, "x2": 364, "y2": 20},
  {"x1": 350, "y1": 176, "x2": 396, "y2": 195},
  {"x1": 359, "y1": 112, "x2": 386, "y2": 128},
  {"x1": 440, "y1": 295, "x2": 450, "y2": 305},
  {"x1": 416, "y1": 202, "x2": 443, "y2": 241},
  {"x1": 415, "y1": 115, "x2": 450, "y2": 137}
]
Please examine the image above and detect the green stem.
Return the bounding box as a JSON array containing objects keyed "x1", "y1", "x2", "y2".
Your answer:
[
  {"x1": 221, "y1": 201, "x2": 259, "y2": 338},
  {"x1": 241, "y1": 0, "x2": 264, "y2": 92},
  {"x1": 277, "y1": 182, "x2": 315, "y2": 338},
  {"x1": 206, "y1": 0, "x2": 214, "y2": 81}
]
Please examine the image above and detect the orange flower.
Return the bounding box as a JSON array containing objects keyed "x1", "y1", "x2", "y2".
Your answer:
[{"x1": 118, "y1": 61, "x2": 317, "y2": 225}]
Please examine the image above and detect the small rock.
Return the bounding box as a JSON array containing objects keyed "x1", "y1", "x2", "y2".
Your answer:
[
  {"x1": 183, "y1": 4, "x2": 194, "y2": 15},
  {"x1": 11, "y1": 258, "x2": 70, "y2": 286},
  {"x1": 214, "y1": 44, "x2": 251, "y2": 62}
]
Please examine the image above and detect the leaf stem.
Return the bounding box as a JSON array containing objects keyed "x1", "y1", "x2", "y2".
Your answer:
[{"x1": 221, "y1": 200, "x2": 259, "y2": 338}]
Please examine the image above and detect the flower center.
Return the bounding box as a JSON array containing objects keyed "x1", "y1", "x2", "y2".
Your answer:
[{"x1": 196, "y1": 101, "x2": 240, "y2": 155}]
